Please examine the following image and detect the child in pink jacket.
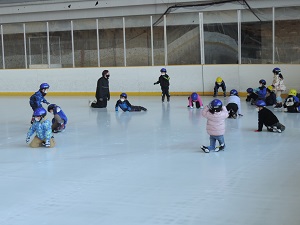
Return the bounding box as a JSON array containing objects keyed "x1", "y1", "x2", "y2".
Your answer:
[
  {"x1": 187, "y1": 92, "x2": 204, "y2": 109},
  {"x1": 201, "y1": 99, "x2": 228, "y2": 153}
]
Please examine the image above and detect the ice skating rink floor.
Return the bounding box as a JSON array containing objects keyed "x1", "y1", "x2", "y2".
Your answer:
[{"x1": 1, "y1": 96, "x2": 300, "y2": 225}]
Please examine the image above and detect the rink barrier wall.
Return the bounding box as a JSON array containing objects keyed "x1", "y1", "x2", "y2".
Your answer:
[{"x1": 0, "y1": 65, "x2": 298, "y2": 97}]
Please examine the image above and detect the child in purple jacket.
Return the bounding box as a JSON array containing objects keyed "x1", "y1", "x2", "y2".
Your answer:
[{"x1": 201, "y1": 99, "x2": 228, "y2": 153}]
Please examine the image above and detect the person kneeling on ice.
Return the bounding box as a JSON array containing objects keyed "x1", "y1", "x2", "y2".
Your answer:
[
  {"x1": 283, "y1": 89, "x2": 300, "y2": 113},
  {"x1": 254, "y1": 100, "x2": 285, "y2": 133},
  {"x1": 226, "y1": 89, "x2": 243, "y2": 119},
  {"x1": 48, "y1": 104, "x2": 68, "y2": 132},
  {"x1": 115, "y1": 93, "x2": 147, "y2": 112},
  {"x1": 26, "y1": 108, "x2": 55, "y2": 148},
  {"x1": 201, "y1": 99, "x2": 228, "y2": 153},
  {"x1": 265, "y1": 85, "x2": 276, "y2": 106},
  {"x1": 187, "y1": 92, "x2": 204, "y2": 109}
]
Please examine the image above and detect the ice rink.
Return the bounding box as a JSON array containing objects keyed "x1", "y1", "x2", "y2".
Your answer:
[{"x1": 1, "y1": 96, "x2": 300, "y2": 225}]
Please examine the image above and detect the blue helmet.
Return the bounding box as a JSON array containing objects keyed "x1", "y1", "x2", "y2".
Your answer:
[
  {"x1": 160, "y1": 68, "x2": 167, "y2": 73},
  {"x1": 191, "y1": 92, "x2": 198, "y2": 101},
  {"x1": 120, "y1": 93, "x2": 127, "y2": 98},
  {"x1": 47, "y1": 104, "x2": 57, "y2": 112},
  {"x1": 33, "y1": 107, "x2": 47, "y2": 117},
  {"x1": 272, "y1": 67, "x2": 281, "y2": 74},
  {"x1": 40, "y1": 83, "x2": 50, "y2": 89},
  {"x1": 247, "y1": 88, "x2": 253, "y2": 93},
  {"x1": 255, "y1": 100, "x2": 266, "y2": 107},
  {"x1": 259, "y1": 79, "x2": 266, "y2": 85},
  {"x1": 209, "y1": 99, "x2": 222, "y2": 111},
  {"x1": 230, "y1": 89, "x2": 238, "y2": 96}
]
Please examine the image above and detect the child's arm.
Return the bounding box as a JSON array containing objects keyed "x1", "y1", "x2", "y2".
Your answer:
[
  {"x1": 201, "y1": 105, "x2": 209, "y2": 118},
  {"x1": 115, "y1": 101, "x2": 119, "y2": 111},
  {"x1": 197, "y1": 95, "x2": 203, "y2": 107}
]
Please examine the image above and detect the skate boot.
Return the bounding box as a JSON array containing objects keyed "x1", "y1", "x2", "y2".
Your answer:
[
  {"x1": 167, "y1": 96, "x2": 170, "y2": 102},
  {"x1": 215, "y1": 144, "x2": 225, "y2": 152},
  {"x1": 246, "y1": 96, "x2": 251, "y2": 102},
  {"x1": 272, "y1": 126, "x2": 281, "y2": 133},
  {"x1": 201, "y1": 145, "x2": 210, "y2": 153},
  {"x1": 53, "y1": 123, "x2": 65, "y2": 133},
  {"x1": 213, "y1": 92, "x2": 217, "y2": 97},
  {"x1": 141, "y1": 107, "x2": 147, "y2": 111},
  {"x1": 274, "y1": 103, "x2": 282, "y2": 109},
  {"x1": 223, "y1": 92, "x2": 226, "y2": 97},
  {"x1": 162, "y1": 95, "x2": 165, "y2": 103}
]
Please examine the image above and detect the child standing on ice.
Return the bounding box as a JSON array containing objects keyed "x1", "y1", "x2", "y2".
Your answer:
[{"x1": 201, "y1": 99, "x2": 228, "y2": 153}]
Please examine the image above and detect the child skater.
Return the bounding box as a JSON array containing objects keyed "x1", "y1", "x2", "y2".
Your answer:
[
  {"x1": 201, "y1": 99, "x2": 228, "y2": 153},
  {"x1": 154, "y1": 68, "x2": 170, "y2": 102},
  {"x1": 48, "y1": 104, "x2": 68, "y2": 133},
  {"x1": 213, "y1": 77, "x2": 226, "y2": 97},
  {"x1": 272, "y1": 67, "x2": 286, "y2": 109},
  {"x1": 115, "y1": 93, "x2": 147, "y2": 112},
  {"x1": 26, "y1": 108, "x2": 55, "y2": 148},
  {"x1": 265, "y1": 85, "x2": 277, "y2": 106},
  {"x1": 254, "y1": 100, "x2": 285, "y2": 133},
  {"x1": 283, "y1": 89, "x2": 300, "y2": 113},
  {"x1": 29, "y1": 83, "x2": 50, "y2": 123},
  {"x1": 187, "y1": 92, "x2": 204, "y2": 109},
  {"x1": 226, "y1": 89, "x2": 243, "y2": 119},
  {"x1": 246, "y1": 79, "x2": 267, "y2": 104}
]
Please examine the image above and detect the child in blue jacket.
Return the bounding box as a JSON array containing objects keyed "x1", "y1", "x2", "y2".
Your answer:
[
  {"x1": 48, "y1": 104, "x2": 68, "y2": 132},
  {"x1": 29, "y1": 83, "x2": 50, "y2": 123},
  {"x1": 115, "y1": 93, "x2": 147, "y2": 112},
  {"x1": 246, "y1": 79, "x2": 267, "y2": 105},
  {"x1": 26, "y1": 108, "x2": 55, "y2": 148}
]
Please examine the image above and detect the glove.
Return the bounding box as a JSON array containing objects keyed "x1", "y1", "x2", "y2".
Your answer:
[
  {"x1": 26, "y1": 137, "x2": 30, "y2": 144},
  {"x1": 44, "y1": 140, "x2": 50, "y2": 147},
  {"x1": 46, "y1": 101, "x2": 50, "y2": 105},
  {"x1": 254, "y1": 130, "x2": 261, "y2": 132},
  {"x1": 153, "y1": 83, "x2": 156, "y2": 85},
  {"x1": 107, "y1": 97, "x2": 110, "y2": 101}
]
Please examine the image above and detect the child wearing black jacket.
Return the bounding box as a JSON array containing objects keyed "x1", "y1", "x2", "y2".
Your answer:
[
  {"x1": 254, "y1": 100, "x2": 285, "y2": 133},
  {"x1": 154, "y1": 68, "x2": 170, "y2": 102}
]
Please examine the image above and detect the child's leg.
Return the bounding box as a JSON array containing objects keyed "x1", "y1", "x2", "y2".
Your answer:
[
  {"x1": 213, "y1": 86, "x2": 218, "y2": 97},
  {"x1": 208, "y1": 136, "x2": 217, "y2": 150},
  {"x1": 161, "y1": 88, "x2": 165, "y2": 102},
  {"x1": 52, "y1": 114, "x2": 64, "y2": 131},
  {"x1": 29, "y1": 136, "x2": 43, "y2": 148},
  {"x1": 165, "y1": 87, "x2": 170, "y2": 102},
  {"x1": 216, "y1": 135, "x2": 225, "y2": 146},
  {"x1": 130, "y1": 106, "x2": 147, "y2": 111},
  {"x1": 195, "y1": 101, "x2": 200, "y2": 108},
  {"x1": 188, "y1": 97, "x2": 193, "y2": 107},
  {"x1": 221, "y1": 84, "x2": 226, "y2": 96}
]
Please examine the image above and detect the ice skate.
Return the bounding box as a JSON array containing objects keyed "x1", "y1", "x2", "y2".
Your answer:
[
  {"x1": 272, "y1": 126, "x2": 281, "y2": 133},
  {"x1": 215, "y1": 144, "x2": 225, "y2": 152},
  {"x1": 201, "y1": 145, "x2": 210, "y2": 153}
]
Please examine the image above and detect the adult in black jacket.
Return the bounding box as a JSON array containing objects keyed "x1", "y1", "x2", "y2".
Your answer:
[
  {"x1": 154, "y1": 68, "x2": 170, "y2": 102},
  {"x1": 254, "y1": 100, "x2": 285, "y2": 133},
  {"x1": 91, "y1": 70, "x2": 110, "y2": 108}
]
